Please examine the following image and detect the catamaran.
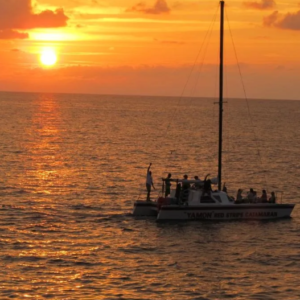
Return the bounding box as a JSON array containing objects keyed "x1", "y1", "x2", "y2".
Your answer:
[{"x1": 133, "y1": 1, "x2": 295, "y2": 221}]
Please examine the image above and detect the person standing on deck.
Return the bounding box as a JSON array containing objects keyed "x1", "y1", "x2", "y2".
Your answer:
[
  {"x1": 164, "y1": 173, "x2": 172, "y2": 197},
  {"x1": 182, "y1": 175, "x2": 191, "y2": 190},
  {"x1": 193, "y1": 176, "x2": 203, "y2": 189},
  {"x1": 201, "y1": 174, "x2": 212, "y2": 201},
  {"x1": 146, "y1": 163, "x2": 155, "y2": 201}
]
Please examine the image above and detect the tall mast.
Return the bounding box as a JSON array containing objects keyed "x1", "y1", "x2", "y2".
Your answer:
[{"x1": 218, "y1": 1, "x2": 224, "y2": 190}]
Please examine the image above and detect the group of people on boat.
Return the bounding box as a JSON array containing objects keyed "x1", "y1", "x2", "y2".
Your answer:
[
  {"x1": 235, "y1": 188, "x2": 276, "y2": 204},
  {"x1": 161, "y1": 171, "x2": 214, "y2": 203},
  {"x1": 146, "y1": 163, "x2": 277, "y2": 204},
  {"x1": 146, "y1": 163, "x2": 208, "y2": 201}
]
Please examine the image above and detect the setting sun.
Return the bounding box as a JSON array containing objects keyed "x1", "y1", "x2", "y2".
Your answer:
[{"x1": 40, "y1": 48, "x2": 57, "y2": 66}]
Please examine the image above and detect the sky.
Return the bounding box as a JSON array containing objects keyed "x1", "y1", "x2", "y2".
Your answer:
[{"x1": 0, "y1": 0, "x2": 300, "y2": 100}]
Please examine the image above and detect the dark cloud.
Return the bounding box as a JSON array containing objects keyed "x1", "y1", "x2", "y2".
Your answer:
[
  {"x1": 244, "y1": 0, "x2": 276, "y2": 10},
  {"x1": 0, "y1": 29, "x2": 28, "y2": 39},
  {"x1": 126, "y1": 0, "x2": 171, "y2": 15},
  {"x1": 264, "y1": 10, "x2": 300, "y2": 30},
  {"x1": 263, "y1": 11, "x2": 280, "y2": 26},
  {"x1": 0, "y1": 0, "x2": 68, "y2": 33}
]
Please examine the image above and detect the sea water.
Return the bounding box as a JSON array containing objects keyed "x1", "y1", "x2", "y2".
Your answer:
[{"x1": 0, "y1": 92, "x2": 300, "y2": 299}]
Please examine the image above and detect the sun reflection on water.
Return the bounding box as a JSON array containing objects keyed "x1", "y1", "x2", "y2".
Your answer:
[{"x1": 23, "y1": 94, "x2": 68, "y2": 196}]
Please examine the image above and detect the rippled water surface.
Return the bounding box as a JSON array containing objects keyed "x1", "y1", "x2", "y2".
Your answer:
[{"x1": 0, "y1": 92, "x2": 300, "y2": 299}]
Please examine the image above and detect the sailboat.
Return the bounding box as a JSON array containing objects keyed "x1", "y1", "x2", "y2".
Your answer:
[{"x1": 133, "y1": 1, "x2": 295, "y2": 220}]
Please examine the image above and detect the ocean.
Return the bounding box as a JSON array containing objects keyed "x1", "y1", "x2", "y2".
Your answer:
[{"x1": 0, "y1": 91, "x2": 299, "y2": 300}]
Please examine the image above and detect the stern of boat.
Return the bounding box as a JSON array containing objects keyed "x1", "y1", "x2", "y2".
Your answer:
[{"x1": 132, "y1": 200, "x2": 158, "y2": 216}]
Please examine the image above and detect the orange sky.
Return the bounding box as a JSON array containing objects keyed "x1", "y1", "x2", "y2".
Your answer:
[{"x1": 0, "y1": 0, "x2": 300, "y2": 100}]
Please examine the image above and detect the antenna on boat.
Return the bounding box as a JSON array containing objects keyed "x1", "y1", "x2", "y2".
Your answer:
[{"x1": 218, "y1": 1, "x2": 224, "y2": 190}]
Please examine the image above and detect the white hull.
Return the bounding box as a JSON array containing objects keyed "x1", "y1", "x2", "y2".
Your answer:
[
  {"x1": 132, "y1": 199, "x2": 295, "y2": 221},
  {"x1": 157, "y1": 204, "x2": 295, "y2": 221}
]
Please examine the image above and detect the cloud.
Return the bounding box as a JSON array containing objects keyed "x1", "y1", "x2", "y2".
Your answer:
[
  {"x1": 264, "y1": 10, "x2": 300, "y2": 30},
  {"x1": 0, "y1": 29, "x2": 28, "y2": 39},
  {"x1": 0, "y1": 0, "x2": 68, "y2": 32},
  {"x1": 126, "y1": 0, "x2": 171, "y2": 15},
  {"x1": 171, "y1": 1, "x2": 200, "y2": 10},
  {"x1": 244, "y1": 0, "x2": 276, "y2": 10}
]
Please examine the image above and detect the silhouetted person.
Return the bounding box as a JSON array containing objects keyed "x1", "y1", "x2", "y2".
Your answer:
[
  {"x1": 182, "y1": 175, "x2": 190, "y2": 190},
  {"x1": 201, "y1": 175, "x2": 212, "y2": 201},
  {"x1": 164, "y1": 173, "x2": 172, "y2": 197},
  {"x1": 247, "y1": 188, "x2": 255, "y2": 202},
  {"x1": 260, "y1": 190, "x2": 268, "y2": 203},
  {"x1": 146, "y1": 163, "x2": 155, "y2": 201},
  {"x1": 269, "y1": 191, "x2": 276, "y2": 203},
  {"x1": 193, "y1": 176, "x2": 203, "y2": 189},
  {"x1": 236, "y1": 189, "x2": 243, "y2": 202}
]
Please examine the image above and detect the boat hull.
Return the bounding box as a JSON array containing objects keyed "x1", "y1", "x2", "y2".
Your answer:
[
  {"x1": 133, "y1": 200, "x2": 158, "y2": 216},
  {"x1": 157, "y1": 204, "x2": 295, "y2": 221}
]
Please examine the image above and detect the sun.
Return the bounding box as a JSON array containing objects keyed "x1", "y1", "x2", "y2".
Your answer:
[{"x1": 40, "y1": 48, "x2": 57, "y2": 66}]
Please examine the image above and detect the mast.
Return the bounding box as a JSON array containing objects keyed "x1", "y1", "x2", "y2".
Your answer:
[{"x1": 218, "y1": 1, "x2": 224, "y2": 190}]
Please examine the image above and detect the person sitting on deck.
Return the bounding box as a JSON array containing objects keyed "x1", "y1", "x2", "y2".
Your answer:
[
  {"x1": 269, "y1": 191, "x2": 276, "y2": 203},
  {"x1": 236, "y1": 189, "x2": 243, "y2": 202},
  {"x1": 260, "y1": 190, "x2": 268, "y2": 203},
  {"x1": 253, "y1": 190, "x2": 257, "y2": 201},
  {"x1": 247, "y1": 188, "x2": 255, "y2": 202}
]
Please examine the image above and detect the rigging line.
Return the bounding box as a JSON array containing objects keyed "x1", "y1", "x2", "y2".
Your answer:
[
  {"x1": 188, "y1": 5, "x2": 220, "y2": 99},
  {"x1": 225, "y1": 9, "x2": 267, "y2": 188},
  {"x1": 161, "y1": 3, "x2": 220, "y2": 179},
  {"x1": 169, "y1": 3, "x2": 220, "y2": 117},
  {"x1": 189, "y1": 5, "x2": 220, "y2": 179},
  {"x1": 169, "y1": 2, "x2": 220, "y2": 123}
]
